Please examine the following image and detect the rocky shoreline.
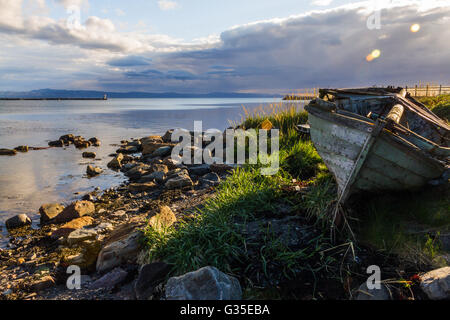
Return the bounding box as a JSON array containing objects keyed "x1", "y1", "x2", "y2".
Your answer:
[
  {"x1": 0, "y1": 130, "x2": 239, "y2": 300},
  {"x1": 1, "y1": 130, "x2": 449, "y2": 301}
]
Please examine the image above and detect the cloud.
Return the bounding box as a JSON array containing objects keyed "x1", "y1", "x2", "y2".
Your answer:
[
  {"x1": 1, "y1": 0, "x2": 450, "y2": 93},
  {"x1": 55, "y1": 0, "x2": 89, "y2": 9},
  {"x1": 107, "y1": 55, "x2": 152, "y2": 67},
  {"x1": 312, "y1": 0, "x2": 333, "y2": 6},
  {"x1": 158, "y1": 0, "x2": 180, "y2": 11}
]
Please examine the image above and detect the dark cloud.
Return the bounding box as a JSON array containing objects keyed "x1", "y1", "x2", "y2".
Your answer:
[{"x1": 108, "y1": 56, "x2": 152, "y2": 67}]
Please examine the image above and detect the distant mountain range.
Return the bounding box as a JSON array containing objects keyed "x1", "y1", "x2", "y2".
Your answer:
[{"x1": 0, "y1": 89, "x2": 282, "y2": 99}]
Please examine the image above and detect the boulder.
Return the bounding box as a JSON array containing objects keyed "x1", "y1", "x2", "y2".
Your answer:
[
  {"x1": 210, "y1": 164, "x2": 234, "y2": 174},
  {"x1": 67, "y1": 228, "x2": 98, "y2": 246},
  {"x1": 165, "y1": 169, "x2": 193, "y2": 189},
  {"x1": 116, "y1": 145, "x2": 139, "y2": 154},
  {"x1": 142, "y1": 142, "x2": 173, "y2": 156},
  {"x1": 48, "y1": 140, "x2": 64, "y2": 147},
  {"x1": 151, "y1": 163, "x2": 169, "y2": 174},
  {"x1": 128, "y1": 182, "x2": 157, "y2": 193},
  {"x1": 165, "y1": 266, "x2": 242, "y2": 300},
  {"x1": 5, "y1": 214, "x2": 32, "y2": 229},
  {"x1": 355, "y1": 282, "x2": 391, "y2": 300},
  {"x1": 162, "y1": 130, "x2": 174, "y2": 143},
  {"x1": 96, "y1": 230, "x2": 142, "y2": 273},
  {"x1": 188, "y1": 164, "x2": 211, "y2": 176},
  {"x1": 52, "y1": 200, "x2": 95, "y2": 224},
  {"x1": 135, "y1": 262, "x2": 172, "y2": 300},
  {"x1": 90, "y1": 268, "x2": 128, "y2": 290},
  {"x1": 140, "y1": 171, "x2": 166, "y2": 184},
  {"x1": 14, "y1": 146, "x2": 29, "y2": 153},
  {"x1": 420, "y1": 267, "x2": 450, "y2": 300},
  {"x1": 199, "y1": 172, "x2": 220, "y2": 187},
  {"x1": 82, "y1": 152, "x2": 96, "y2": 159},
  {"x1": 107, "y1": 153, "x2": 124, "y2": 170},
  {"x1": 125, "y1": 163, "x2": 150, "y2": 181},
  {"x1": 39, "y1": 203, "x2": 65, "y2": 224},
  {"x1": 149, "y1": 206, "x2": 177, "y2": 230},
  {"x1": 51, "y1": 216, "x2": 95, "y2": 238},
  {"x1": 87, "y1": 165, "x2": 103, "y2": 177},
  {"x1": 152, "y1": 146, "x2": 172, "y2": 157},
  {"x1": 65, "y1": 240, "x2": 102, "y2": 272}
]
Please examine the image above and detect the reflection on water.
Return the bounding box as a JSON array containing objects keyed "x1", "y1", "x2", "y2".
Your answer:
[{"x1": 0, "y1": 98, "x2": 304, "y2": 240}]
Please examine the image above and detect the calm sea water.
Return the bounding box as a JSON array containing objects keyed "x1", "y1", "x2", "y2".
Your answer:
[{"x1": 0, "y1": 98, "x2": 307, "y2": 237}]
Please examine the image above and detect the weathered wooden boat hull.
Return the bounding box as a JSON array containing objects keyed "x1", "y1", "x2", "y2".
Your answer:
[{"x1": 306, "y1": 104, "x2": 446, "y2": 202}]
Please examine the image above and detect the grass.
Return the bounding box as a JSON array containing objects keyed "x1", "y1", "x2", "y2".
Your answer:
[
  {"x1": 141, "y1": 95, "x2": 449, "y2": 299},
  {"x1": 416, "y1": 94, "x2": 450, "y2": 122}
]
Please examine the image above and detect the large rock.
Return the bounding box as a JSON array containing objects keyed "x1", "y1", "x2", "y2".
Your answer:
[
  {"x1": 142, "y1": 142, "x2": 173, "y2": 156},
  {"x1": 31, "y1": 276, "x2": 55, "y2": 292},
  {"x1": 199, "y1": 172, "x2": 220, "y2": 187},
  {"x1": 162, "y1": 130, "x2": 174, "y2": 143},
  {"x1": 117, "y1": 145, "x2": 139, "y2": 154},
  {"x1": 165, "y1": 169, "x2": 193, "y2": 189},
  {"x1": 51, "y1": 216, "x2": 94, "y2": 238},
  {"x1": 96, "y1": 227, "x2": 142, "y2": 273},
  {"x1": 5, "y1": 214, "x2": 32, "y2": 229},
  {"x1": 39, "y1": 203, "x2": 65, "y2": 224},
  {"x1": 52, "y1": 200, "x2": 95, "y2": 224},
  {"x1": 125, "y1": 163, "x2": 150, "y2": 181},
  {"x1": 65, "y1": 240, "x2": 102, "y2": 272},
  {"x1": 149, "y1": 206, "x2": 177, "y2": 230},
  {"x1": 355, "y1": 282, "x2": 391, "y2": 300},
  {"x1": 128, "y1": 182, "x2": 157, "y2": 193},
  {"x1": 107, "y1": 153, "x2": 124, "y2": 170},
  {"x1": 140, "y1": 171, "x2": 166, "y2": 184},
  {"x1": 87, "y1": 165, "x2": 103, "y2": 177},
  {"x1": 165, "y1": 266, "x2": 242, "y2": 300},
  {"x1": 152, "y1": 146, "x2": 172, "y2": 157},
  {"x1": 420, "y1": 267, "x2": 450, "y2": 300},
  {"x1": 188, "y1": 164, "x2": 211, "y2": 176},
  {"x1": 135, "y1": 262, "x2": 171, "y2": 300},
  {"x1": 67, "y1": 228, "x2": 98, "y2": 246},
  {"x1": 90, "y1": 268, "x2": 128, "y2": 290}
]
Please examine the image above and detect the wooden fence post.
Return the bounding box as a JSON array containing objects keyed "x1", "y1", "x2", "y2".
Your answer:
[
  {"x1": 426, "y1": 85, "x2": 429, "y2": 97},
  {"x1": 415, "y1": 85, "x2": 417, "y2": 97},
  {"x1": 439, "y1": 85, "x2": 442, "y2": 96}
]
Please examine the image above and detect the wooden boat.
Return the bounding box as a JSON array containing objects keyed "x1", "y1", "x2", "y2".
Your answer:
[{"x1": 304, "y1": 87, "x2": 450, "y2": 203}]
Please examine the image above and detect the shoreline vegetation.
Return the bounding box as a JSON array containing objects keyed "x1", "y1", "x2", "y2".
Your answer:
[{"x1": 0, "y1": 95, "x2": 449, "y2": 300}]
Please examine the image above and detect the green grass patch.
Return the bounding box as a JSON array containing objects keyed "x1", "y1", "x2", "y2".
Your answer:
[{"x1": 417, "y1": 94, "x2": 450, "y2": 122}]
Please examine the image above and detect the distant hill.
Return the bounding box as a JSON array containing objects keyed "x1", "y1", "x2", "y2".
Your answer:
[{"x1": 0, "y1": 89, "x2": 282, "y2": 99}]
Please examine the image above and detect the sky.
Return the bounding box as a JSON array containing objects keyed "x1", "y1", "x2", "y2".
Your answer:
[{"x1": 0, "y1": 0, "x2": 449, "y2": 93}]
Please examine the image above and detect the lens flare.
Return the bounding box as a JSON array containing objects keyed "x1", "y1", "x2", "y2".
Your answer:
[
  {"x1": 410, "y1": 24, "x2": 420, "y2": 33},
  {"x1": 366, "y1": 49, "x2": 381, "y2": 62}
]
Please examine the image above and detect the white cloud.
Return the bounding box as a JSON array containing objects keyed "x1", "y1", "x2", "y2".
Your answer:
[
  {"x1": 158, "y1": 0, "x2": 179, "y2": 11},
  {"x1": 312, "y1": 0, "x2": 333, "y2": 6}
]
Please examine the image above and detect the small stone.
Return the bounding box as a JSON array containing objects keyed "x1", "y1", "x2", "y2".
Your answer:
[
  {"x1": 162, "y1": 130, "x2": 174, "y2": 143},
  {"x1": 5, "y1": 214, "x2": 32, "y2": 229},
  {"x1": 87, "y1": 165, "x2": 103, "y2": 177},
  {"x1": 0, "y1": 148, "x2": 17, "y2": 156},
  {"x1": 356, "y1": 282, "x2": 391, "y2": 300},
  {"x1": 82, "y1": 151, "x2": 96, "y2": 159},
  {"x1": 149, "y1": 206, "x2": 177, "y2": 230},
  {"x1": 14, "y1": 146, "x2": 29, "y2": 153},
  {"x1": 48, "y1": 140, "x2": 64, "y2": 147},
  {"x1": 199, "y1": 172, "x2": 221, "y2": 187},
  {"x1": 165, "y1": 174, "x2": 193, "y2": 189},
  {"x1": 88, "y1": 137, "x2": 101, "y2": 147},
  {"x1": 140, "y1": 171, "x2": 165, "y2": 184},
  {"x1": 116, "y1": 145, "x2": 139, "y2": 154},
  {"x1": 165, "y1": 266, "x2": 242, "y2": 300}
]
